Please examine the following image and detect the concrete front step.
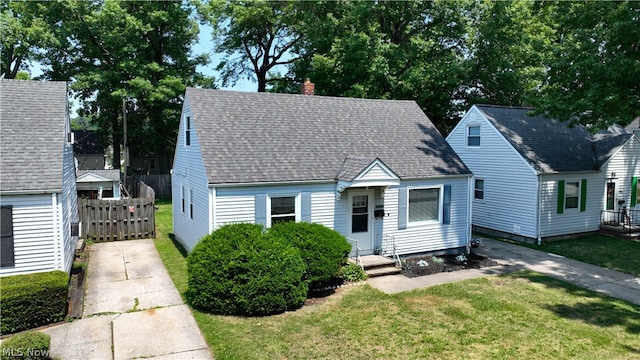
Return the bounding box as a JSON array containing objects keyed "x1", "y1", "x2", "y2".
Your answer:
[
  {"x1": 355, "y1": 255, "x2": 402, "y2": 278},
  {"x1": 366, "y1": 266, "x2": 402, "y2": 277},
  {"x1": 360, "y1": 255, "x2": 396, "y2": 268}
]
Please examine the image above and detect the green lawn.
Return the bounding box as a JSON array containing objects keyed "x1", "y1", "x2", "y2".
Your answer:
[
  {"x1": 500, "y1": 235, "x2": 640, "y2": 277},
  {"x1": 154, "y1": 202, "x2": 640, "y2": 359}
]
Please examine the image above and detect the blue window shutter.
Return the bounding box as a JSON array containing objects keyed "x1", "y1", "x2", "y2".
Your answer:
[
  {"x1": 631, "y1": 177, "x2": 638, "y2": 207},
  {"x1": 443, "y1": 185, "x2": 452, "y2": 224},
  {"x1": 398, "y1": 187, "x2": 407, "y2": 230},
  {"x1": 580, "y1": 179, "x2": 587, "y2": 212},
  {"x1": 557, "y1": 180, "x2": 565, "y2": 214},
  {"x1": 255, "y1": 194, "x2": 266, "y2": 227},
  {"x1": 301, "y1": 192, "x2": 311, "y2": 222}
]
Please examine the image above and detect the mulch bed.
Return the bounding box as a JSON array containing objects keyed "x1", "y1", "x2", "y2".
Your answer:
[{"x1": 401, "y1": 252, "x2": 499, "y2": 278}]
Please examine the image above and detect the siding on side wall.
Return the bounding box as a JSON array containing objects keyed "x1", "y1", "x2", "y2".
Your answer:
[
  {"x1": 310, "y1": 192, "x2": 335, "y2": 228},
  {"x1": 600, "y1": 136, "x2": 640, "y2": 209},
  {"x1": 172, "y1": 98, "x2": 211, "y2": 252},
  {"x1": 61, "y1": 130, "x2": 79, "y2": 273},
  {"x1": 214, "y1": 183, "x2": 337, "y2": 230},
  {"x1": 539, "y1": 173, "x2": 602, "y2": 237},
  {"x1": 446, "y1": 107, "x2": 539, "y2": 239},
  {"x1": 0, "y1": 194, "x2": 57, "y2": 276},
  {"x1": 381, "y1": 177, "x2": 470, "y2": 256},
  {"x1": 185, "y1": 177, "x2": 470, "y2": 256}
]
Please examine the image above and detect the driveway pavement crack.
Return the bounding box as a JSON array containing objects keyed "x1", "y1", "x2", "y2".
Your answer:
[{"x1": 122, "y1": 248, "x2": 129, "y2": 280}]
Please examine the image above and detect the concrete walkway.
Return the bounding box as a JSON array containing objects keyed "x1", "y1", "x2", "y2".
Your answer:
[
  {"x1": 42, "y1": 239, "x2": 213, "y2": 360},
  {"x1": 369, "y1": 238, "x2": 640, "y2": 306}
]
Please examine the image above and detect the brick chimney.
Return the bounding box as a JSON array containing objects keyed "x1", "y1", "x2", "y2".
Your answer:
[{"x1": 301, "y1": 78, "x2": 315, "y2": 95}]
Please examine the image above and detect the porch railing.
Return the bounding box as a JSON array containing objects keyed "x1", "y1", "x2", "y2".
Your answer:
[
  {"x1": 382, "y1": 234, "x2": 402, "y2": 269},
  {"x1": 600, "y1": 209, "x2": 640, "y2": 232},
  {"x1": 346, "y1": 237, "x2": 363, "y2": 270}
]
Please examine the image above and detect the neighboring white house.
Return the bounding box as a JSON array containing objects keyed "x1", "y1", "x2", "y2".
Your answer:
[
  {"x1": 172, "y1": 87, "x2": 473, "y2": 257},
  {"x1": 0, "y1": 79, "x2": 80, "y2": 276},
  {"x1": 446, "y1": 104, "x2": 640, "y2": 243},
  {"x1": 76, "y1": 169, "x2": 122, "y2": 200}
]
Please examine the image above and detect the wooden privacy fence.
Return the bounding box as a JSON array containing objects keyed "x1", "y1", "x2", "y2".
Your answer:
[
  {"x1": 127, "y1": 173, "x2": 171, "y2": 199},
  {"x1": 78, "y1": 197, "x2": 155, "y2": 241}
]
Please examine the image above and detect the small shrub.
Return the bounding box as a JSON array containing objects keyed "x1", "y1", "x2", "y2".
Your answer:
[
  {"x1": 0, "y1": 271, "x2": 68, "y2": 334},
  {"x1": 0, "y1": 331, "x2": 51, "y2": 360},
  {"x1": 269, "y1": 222, "x2": 351, "y2": 289},
  {"x1": 71, "y1": 261, "x2": 85, "y2": 274},
  {"x1": 340, "y1": 263, "x2": 367, "y2": 282},
  {"x1": 187, "y1": 223, "x2": 307, "y2": 316}
]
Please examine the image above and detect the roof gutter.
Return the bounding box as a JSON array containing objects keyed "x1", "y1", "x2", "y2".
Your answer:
[
  {"x1": 209, "y1": 179, "x2": 333, "y2": 188},
  {"x1": 0, "y1": 189, "x2": 63, "y2": 196},
  {"x1": 209, "y1": 173, "x2": 473, "y2": 188}
]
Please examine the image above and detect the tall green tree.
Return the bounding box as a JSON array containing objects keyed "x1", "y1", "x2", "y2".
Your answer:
[
  {"x1": 200, "y1": 0, "x2": 303, "y2": 92},
  {"x1": 529, "y1": 1, "x2": 640, "y2": 129},
  {"x1": 41, "y1": 0, "x2": 211, "y2": 170},
  {"x1": 463, "y1": 0, "x2": 553, "y2": 107},
  {"x1": 0, "y1": 1, "x2": 57, "y2": 78},
  {"x1": 291, "y1": 0, "x2": 470, "y2": 132}
]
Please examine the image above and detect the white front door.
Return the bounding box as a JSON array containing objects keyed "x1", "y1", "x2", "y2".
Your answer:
[{"x1": 348, "y1": 190, "x2": 374, "y2": 254}]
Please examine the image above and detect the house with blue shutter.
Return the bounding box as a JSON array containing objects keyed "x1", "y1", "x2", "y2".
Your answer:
[
  {"x1": 446, "y1": 105, "x2": 640, "y2": 243},
  {"x1": 0, "y1": 79, "x2": 80, "y2": 276},
  {"x1": 172, "y1": 87, "x2": 473, "y2": 257}
]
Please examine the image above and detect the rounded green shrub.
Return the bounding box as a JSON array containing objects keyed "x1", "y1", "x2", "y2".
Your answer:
[
  {"x1": 0, "y1": 271, "x2": 69, "y2": 334},
  {"x1": 187, "y1": 223, "x2": 307, "y2": 316},
  {"x1": 269, "y1": 222, "x2": 351, "y2": 289},
  {"x1": 0, "y1": 331, "x2": 51, "y2": 360}
]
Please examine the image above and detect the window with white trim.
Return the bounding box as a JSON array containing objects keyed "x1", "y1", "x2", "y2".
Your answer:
[
  {"x1": 467, "y1": 125, "x2": 480, "y2": 146},
  {"x1": 474, "y1": 179, "x2": 485, "y2": 200},
  {"x1": 189, "y1": 188, "x2": 194, "y2": 219},
  {"x1": 185, "y1": 116, "x2": 191, "y2": 146},
  {"x1": 408, "y1": 187, "x2": 441, "y2": 224},
  {"x1": 181, "y1": 185, "x2": 186, "y2": 213},
  {"x1": 268, "y1": 195, "x2": 299, "y2": 226},
  {"x1": 565, "y1": 182, "x2": 579, "y2": 209}
]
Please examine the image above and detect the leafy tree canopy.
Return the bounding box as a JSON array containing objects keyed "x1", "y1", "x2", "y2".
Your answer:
[{"x1": 528, "y1": 1, "x2": 640, "y2": 129}]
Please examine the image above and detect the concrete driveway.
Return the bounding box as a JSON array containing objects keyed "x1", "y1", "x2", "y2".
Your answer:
[{"x1": 43, "y1": 239, "x2": 213, "y2": 360}]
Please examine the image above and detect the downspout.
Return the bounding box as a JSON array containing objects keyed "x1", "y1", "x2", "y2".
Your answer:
[
  {"x1": 209, "y1": 187, "x2": 216, "y2": 233},
  {"x1": 467, "y1": 175, "x2": 473, "y2": 254},
  {"x1": 536, "y1": 175, "x2": 542, "y2": 245}
]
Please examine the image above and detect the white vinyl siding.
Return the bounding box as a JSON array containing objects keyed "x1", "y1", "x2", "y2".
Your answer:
[
  {"x1": 447, "y1": 107, "x2": 539, "y2": 239},
  {"x1": 0, "y1": 195, "x2": 58, "y2": 276},
  {"x1": 599, "y1": 136, "x2": 640, "y2": 209},
  {"x1": 310, "y1": 192, "x2": 335, "y2": 228},
  {"x1": 539, "y1": 174, "x2": 601, "y2": 237},
  {"x1": 60, "y1": 132, "x2": 79, "y2": 273},
  {"x1": 172, "y1": 98, "x2": 211, "y2": 252},
  {"x1": 382, "y1": 177, "x2": 470, "y2": 256}
]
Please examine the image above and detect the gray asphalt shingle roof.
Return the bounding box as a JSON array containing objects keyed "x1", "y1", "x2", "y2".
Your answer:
[
  {"x1": 0, "y1": 79, "x2": 68, "y2": 192},
  {"x1": 187, "y1": 89, "x2": 471, "y2": 185},
  {"x1": 475, "y1": 105, "x2": 633, "y2": 173}
]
